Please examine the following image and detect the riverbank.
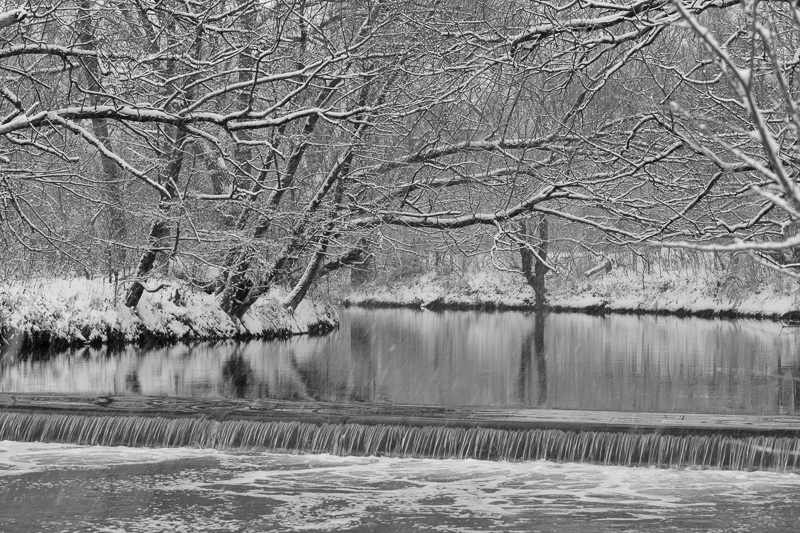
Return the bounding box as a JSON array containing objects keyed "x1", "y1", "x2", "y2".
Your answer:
[
  {"x1": 0, "y1": 278, "x2": 338, "y2": 353},
  {"x1": 343, "y1": 268, "x2": 800, "y2": 319}
]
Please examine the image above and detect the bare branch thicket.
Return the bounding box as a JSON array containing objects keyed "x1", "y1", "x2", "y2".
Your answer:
[
  {"x1": 1, "y1": 0, "x2": 784, "y2": 313},
  {"x1": 646, "y1": 1, "x2": 800, "y2": 279}
]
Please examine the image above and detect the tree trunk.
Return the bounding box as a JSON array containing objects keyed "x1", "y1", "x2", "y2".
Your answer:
[
  {"x1": 218, "y1": 266, "x2": 255, "y2": 318},
  {"x1": 124, "y1": 128, "x2": 186, "y2": 308},
  {"x1": 76, "y1": 1, "x2": 128, "y2": 277},
  {"x1": 520, "y1": 214, "x2": 549, "y2": 309},
  {"x1": 217, "y1": 80, "x2": 343, "y2": 317},
  {"x1": 123, "y1": 10, "x2": 197, "y2": 308},
  {"x1": 350, "y1": 251, "x2": 373, "y2": 286},
  {"x1": 217, "y1": 5, "x2": 385, "y2": 315},
  {"x1": 94, "y1": 115, "x2": 128, "y2": 278},
  {"x1": 123, "y1": 219, "x2": 170, "y2": 308},
  {"x1": 282, "y1": 240, "x2": 328, "y2": 311}
]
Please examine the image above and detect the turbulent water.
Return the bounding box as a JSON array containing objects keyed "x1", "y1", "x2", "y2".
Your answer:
[{"x1": 2, "y1": 441, "x2": 800, "y2": 532}]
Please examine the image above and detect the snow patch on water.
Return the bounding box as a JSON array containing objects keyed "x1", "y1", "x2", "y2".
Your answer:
[{"x1": 0, "y1": 440, "x2": 217, "y2": 475}]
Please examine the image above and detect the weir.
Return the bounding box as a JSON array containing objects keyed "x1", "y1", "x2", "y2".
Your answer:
[{"x1": 3, "y1": 394, "x2": 800, "y2": 472}]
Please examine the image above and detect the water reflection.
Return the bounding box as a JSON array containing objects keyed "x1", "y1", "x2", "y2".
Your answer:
[
  {"x1": 221, "y1": 350, "x2": 254, "y2": 398},
  {"x1": 518, "y1": 311, "x2": 546, "y2": 406},
  {"x1": 3, "y1": 309, "x2": 800, "y2": 415}
]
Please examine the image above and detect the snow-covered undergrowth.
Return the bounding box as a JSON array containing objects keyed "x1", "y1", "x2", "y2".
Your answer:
[
  {"x1": 344, "y1": 268, "x2": 800, "y2": 319},
  {"x1": 0, "y1": 278, "x2": 338, "y2": 351}
]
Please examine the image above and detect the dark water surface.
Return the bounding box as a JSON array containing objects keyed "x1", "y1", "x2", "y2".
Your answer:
[{"x1": 3, "y1": 309, "x2": 800, "y2": 415}]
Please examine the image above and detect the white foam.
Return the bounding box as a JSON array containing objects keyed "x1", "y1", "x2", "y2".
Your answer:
[
  {"x1": 3, "y1": 444, "x2": 800, "y2": 531},
  {"x1": 0, "y1": 440, "x2": 219, "y2": 475}
]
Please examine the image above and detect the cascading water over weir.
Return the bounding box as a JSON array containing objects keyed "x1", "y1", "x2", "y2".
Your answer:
[{"x1": 3, "y1": 394, "x2": 800, "y2": 472}]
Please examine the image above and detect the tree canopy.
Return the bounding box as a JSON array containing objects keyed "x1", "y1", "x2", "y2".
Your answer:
[{"x1": 1, "y1": 0, "x2": 798, "y2": 313}]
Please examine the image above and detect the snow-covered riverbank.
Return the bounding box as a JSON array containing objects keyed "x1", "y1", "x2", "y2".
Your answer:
[
  {"x1": 344, "y1": 269, "x2": 800, "y2": 319},
  {"x1": 7, "y1": 265, "x2": 795, "y2": 354},
  {"x1": 0, "y1": 279, "x2": 338, "y2": 352}
]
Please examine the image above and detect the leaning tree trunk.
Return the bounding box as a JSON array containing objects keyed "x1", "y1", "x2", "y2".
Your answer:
[
  {"x1": 123, "y1": 7, "x2": 198, "y2": 308},
  {"x1": 232, "y1": 142, "x2": 357, "y2": 316},
  {"x1": 282, "y1": 239, "x2": 329, "y2": 311},
  {"x1": 123, "y1": 218, "x2": 172, "y2": 307},
  {"x1": 217, "y1": 4, "x2": 386, "y2": 316},
  {"x1": 217, "y1": 81, "x2": 343, "y2": 318},
  {"x1": 123, "y1": 128, "x2": 186, "y2": 308}
]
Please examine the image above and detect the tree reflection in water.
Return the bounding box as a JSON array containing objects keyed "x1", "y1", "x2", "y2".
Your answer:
[
  {"x1": 222, "y1": 349, "x2": 254, "y2": 398},
  {"x1": 5, "y1": 309, "x2": 800, "y2": 415},
  {"x1": 519, "y1": 311, "x2": 547, "y2": 407},
  {"x1": 125, "y1": 371, "x2": 141, "y2": 394}
]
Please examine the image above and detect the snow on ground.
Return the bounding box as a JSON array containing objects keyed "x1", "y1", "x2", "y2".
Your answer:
[
  {"x1": 344, "y1": 268, "x2": 800, "y2": 318},
  {"x1": 7, "y1": 265, "x2": 796, "y2": 352},
  {"x1": 0, "y1": 278, "x2": 338, "y2": 350}
]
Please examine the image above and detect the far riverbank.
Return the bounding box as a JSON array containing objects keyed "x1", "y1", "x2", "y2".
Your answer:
[{"x1": 343, "y1": 268, "x2": 800, "y2": 320}]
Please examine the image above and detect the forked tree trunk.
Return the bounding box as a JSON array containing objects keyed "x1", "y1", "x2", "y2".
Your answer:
[
  {"x1": 520, "y1": 214, "x2": 549, "y2": 309},
  {"x1": 217, "y1": 5, "x2": 386, "y2": 316},
  {"x1": 217, "y1": 81, "x2": 343, "y2": 318}
]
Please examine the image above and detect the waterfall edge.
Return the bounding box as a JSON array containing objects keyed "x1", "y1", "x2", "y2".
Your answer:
[
  {"x1": 2, "y1": 410, "x2": 799, "y2": 472},
  {"x1": 2, "y1": 394, "x2": 800, "y2": 471}
]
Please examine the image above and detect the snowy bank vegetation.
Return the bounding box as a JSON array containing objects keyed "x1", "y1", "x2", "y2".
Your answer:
[
  {"x1": 0, "y1": 278, "x2": 338, "y2": 352},
  {"x1": 344, "y1": 264, "x2": 800, "y2": 320}
]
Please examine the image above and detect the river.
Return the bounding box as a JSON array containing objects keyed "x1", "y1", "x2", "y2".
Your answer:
[
  {"x1": 3, "y1": 308, "x2": 800, "y2": 414},
  {"x1": 2, "y1": 309, "x2": 800, "y2": 531}
]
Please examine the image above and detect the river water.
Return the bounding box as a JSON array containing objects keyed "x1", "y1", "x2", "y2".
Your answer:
[
  {"x1": 3, "y1": 309, "x2": 800, "y2": 531},
  {"x1": 2, "y1": 441, "x2": 800, "y2": 532},
  {"x1": 3, "y1": 309, "x2": 800, "y2": 414}
]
